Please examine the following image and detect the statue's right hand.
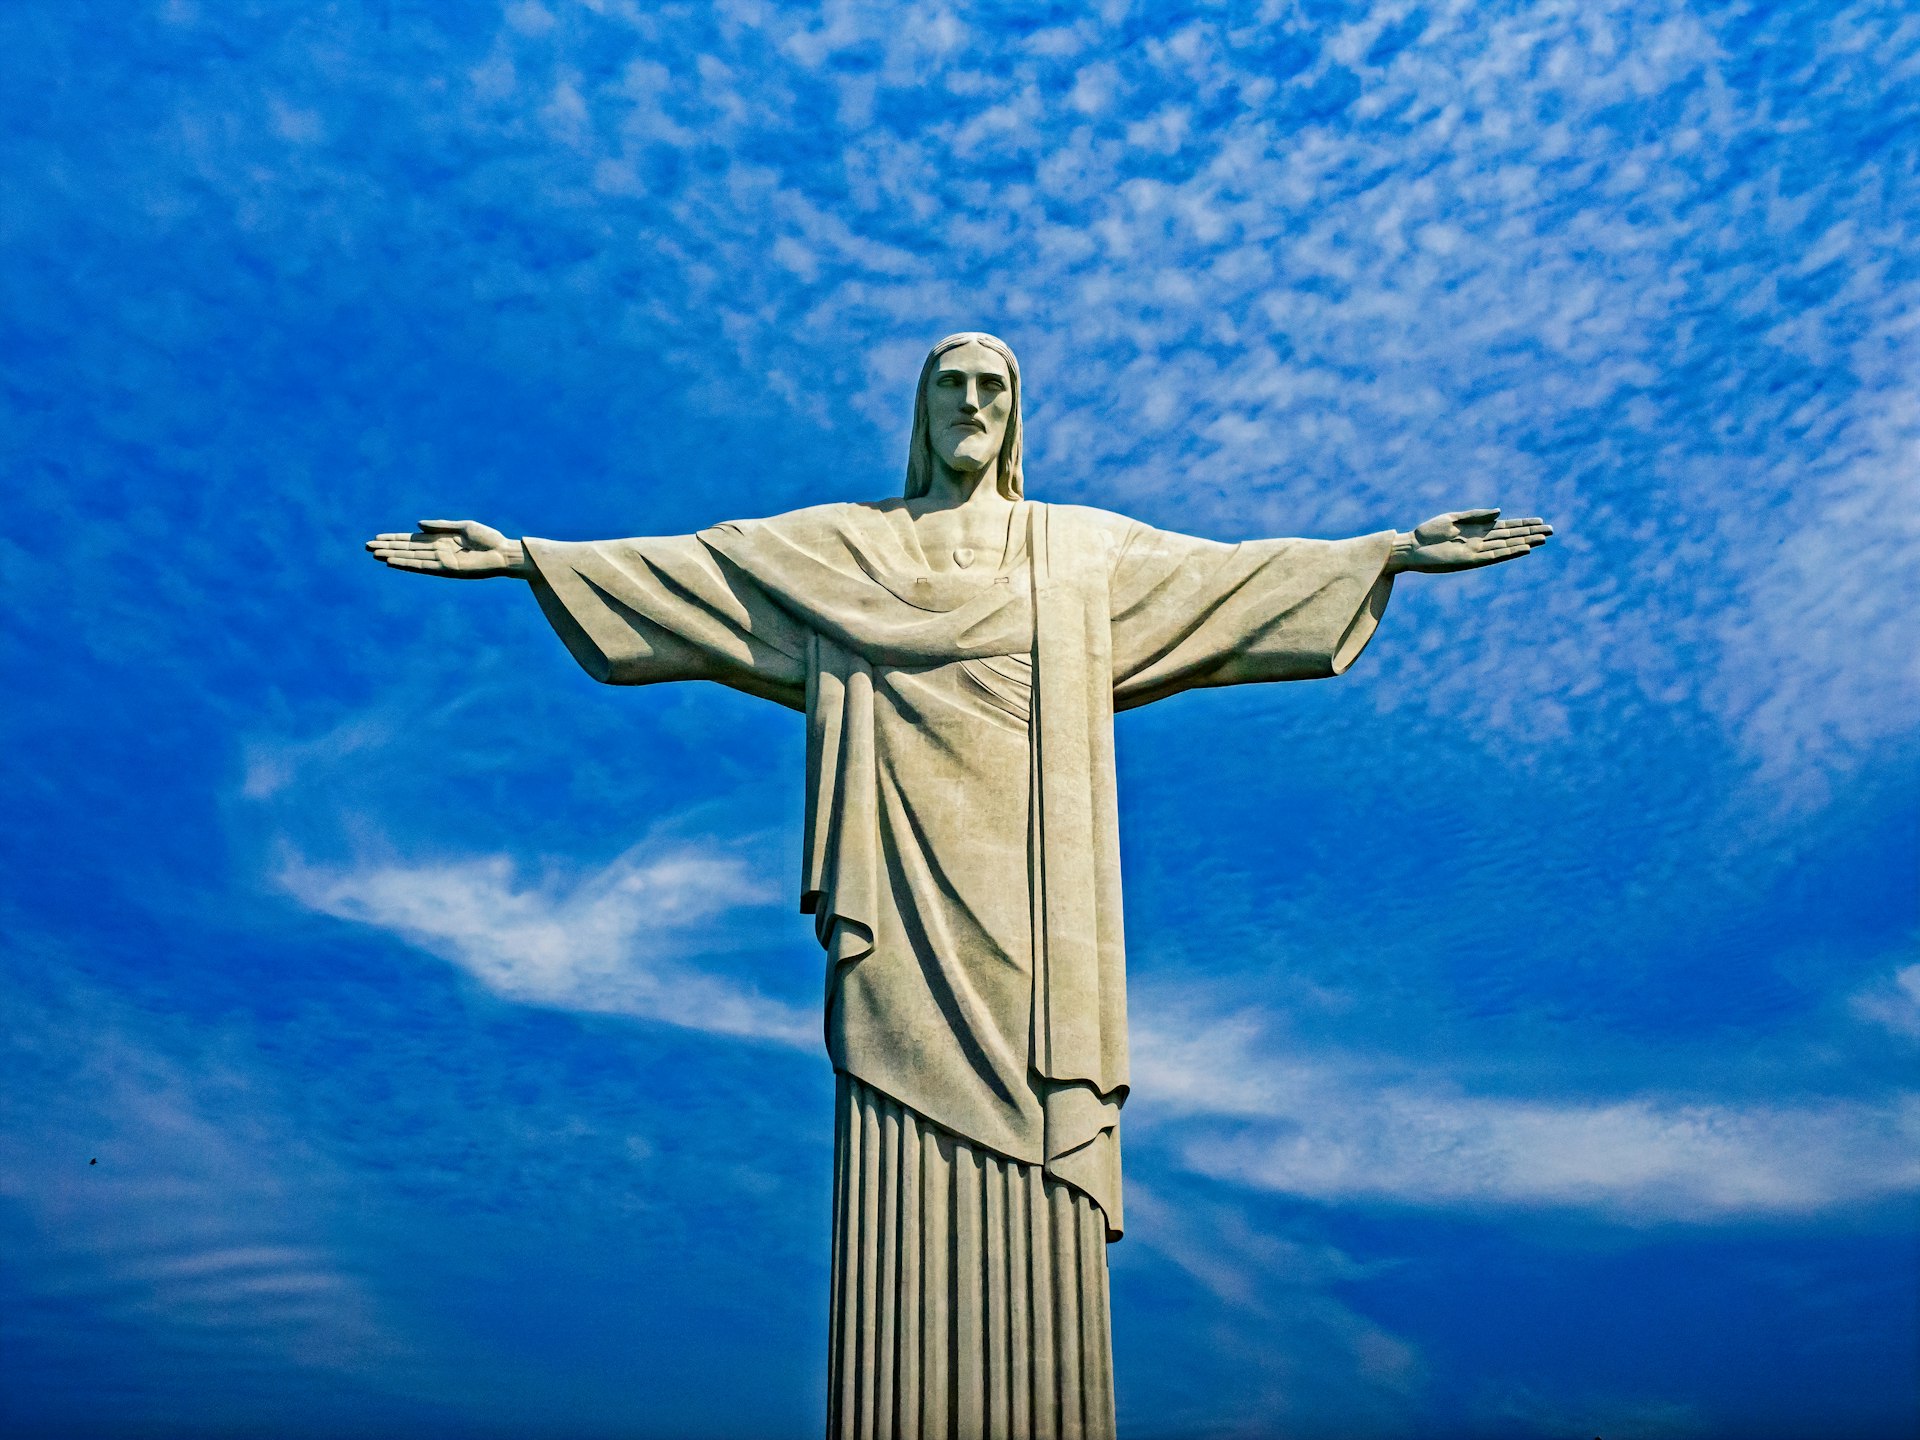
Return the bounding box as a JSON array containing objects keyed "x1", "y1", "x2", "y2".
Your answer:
[{"x1": 365, "y1": 520, "x2": 531, "y2": 579}]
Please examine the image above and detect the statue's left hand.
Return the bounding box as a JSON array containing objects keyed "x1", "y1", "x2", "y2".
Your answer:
[{"x1": 1389, "y1": 509, "x2": 1552, "y2": 574}]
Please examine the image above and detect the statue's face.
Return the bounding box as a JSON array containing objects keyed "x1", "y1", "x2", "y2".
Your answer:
[{"x1": 925, "y1": 342, "x2": 1012, "y2": 477}]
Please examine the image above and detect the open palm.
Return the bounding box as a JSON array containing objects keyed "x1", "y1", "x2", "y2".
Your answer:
[
  {"x1": 365, "y1": 520, "x2": 528, "y2": 578},
  {"x1": 1396, "y1": 509, "x2": 1552, "y2": 573}
]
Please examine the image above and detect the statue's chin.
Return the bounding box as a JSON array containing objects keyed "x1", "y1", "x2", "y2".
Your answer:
[{"x1": 936, "y1": 437, "x2": 997, "y2": 476}]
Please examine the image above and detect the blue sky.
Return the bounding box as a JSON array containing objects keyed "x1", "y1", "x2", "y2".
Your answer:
[{"x1": 2, "y1": 0, "x2": 1916, "y2": 1436}]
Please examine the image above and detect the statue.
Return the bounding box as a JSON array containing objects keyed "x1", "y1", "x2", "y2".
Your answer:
[{"x1": 367, "y1": 332, "x2": 1551, "y2": 1440}]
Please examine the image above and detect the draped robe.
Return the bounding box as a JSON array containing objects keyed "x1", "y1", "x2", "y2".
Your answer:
[{"x1": 522, "y1": 499, "x2": 1396, "y2": 1240}]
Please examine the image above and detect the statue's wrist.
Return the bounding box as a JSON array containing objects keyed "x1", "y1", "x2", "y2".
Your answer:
[
  {"x1": 504, "y1": 539, "x2": 535, "y2": 579},
  {"x1": 1386, "y1": 532, "x2": 1417, "y2": 574}
]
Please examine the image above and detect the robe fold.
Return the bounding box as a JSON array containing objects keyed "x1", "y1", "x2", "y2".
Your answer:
[{"x1": 524, "y1": 499, "x2": 1395, "y2": 1240}]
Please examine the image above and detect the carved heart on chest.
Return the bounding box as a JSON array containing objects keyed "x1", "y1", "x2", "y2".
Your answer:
[{"x1": 952, "y1": 547, "x2": 976, "y2": 569}]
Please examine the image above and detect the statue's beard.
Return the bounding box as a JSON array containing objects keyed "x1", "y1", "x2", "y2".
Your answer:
[{"x1": 939, "y1": 434, "x2": 1000, "y2": 475}]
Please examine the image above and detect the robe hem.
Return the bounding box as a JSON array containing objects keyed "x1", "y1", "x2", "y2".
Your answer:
[{"x1": 832, "y1": 1066, "x2": 1124, "y2": 1241}]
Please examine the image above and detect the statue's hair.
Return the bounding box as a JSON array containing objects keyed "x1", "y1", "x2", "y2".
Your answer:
[{"x1": 903, "y1": 332, "x2": 1024, "y2": 500}]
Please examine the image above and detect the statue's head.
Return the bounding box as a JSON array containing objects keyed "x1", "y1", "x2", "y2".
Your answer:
[{"x1": 904, "y1": 332, "x2": 1024, "y2": 500}]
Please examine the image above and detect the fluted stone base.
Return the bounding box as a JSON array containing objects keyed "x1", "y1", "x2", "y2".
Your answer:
[{"x1": 828, "y1": 1072, "x2": 1116, "y2": 1440}]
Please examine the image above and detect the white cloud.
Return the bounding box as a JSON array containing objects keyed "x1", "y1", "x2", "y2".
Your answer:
[
  {"x1": 1132, "y1": 1011, "x2": 1920, "y2": 1221},
  {"x1": 1706, "y1": 373, "x2": 1920, "y2": 802},
  {"x1": 241, "y1": 708, "x2": 403, "y2": 800},
  {"x1": 281, "y1": 844, "x2": 816, "y2": 1047},
  {"x1": 27, "y1": 0, "x2": 1916, "y2": 806},
  {"x1": 1851, "y1": 961, "x2": 1920, "y2": 1040},
  {"x1": 340, "y1": 0, "x2": 1908, "y2": 799}
]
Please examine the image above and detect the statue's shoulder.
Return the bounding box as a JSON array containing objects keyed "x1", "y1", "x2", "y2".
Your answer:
[
  {"x1": 1031, "y1": 501, "x2": 1142, "y2": 547},
  {"x1": 706, "y1": 498, "x2": 895, "y2": 539},
  {"x1": 1036, "y1": 501, "x2": 1134, "y2": 526},
  {"x1": 700, "y1": 500, "x2": 914, "y2": 578}
]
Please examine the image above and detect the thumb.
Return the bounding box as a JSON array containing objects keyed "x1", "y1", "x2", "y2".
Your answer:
[
  {"x1": 417, "y1": 519, "x2": 468, "y2": 534},
  {"x1": 1448, "y1": 508, "x2": 1501, "y2": 525}
]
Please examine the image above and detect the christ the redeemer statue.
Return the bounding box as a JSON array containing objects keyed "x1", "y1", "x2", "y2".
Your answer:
[{"x1": 367, "y1": 332, "x2": 1550, "y2": 1440}]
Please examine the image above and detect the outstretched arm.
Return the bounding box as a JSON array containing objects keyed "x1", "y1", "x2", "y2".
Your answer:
[
  {"x1": 365, "y1": 520, "x2": 534, "y2": 578},
  {"x1": 1106, "y1": 505, "x2": 1552, "y2": 710},
  {"x1": 363, "y1": 518, "x2": 807, "y2": 708},
  {"x1": 1385, "y1": 509, "x2": 1552, "y2": 574}
]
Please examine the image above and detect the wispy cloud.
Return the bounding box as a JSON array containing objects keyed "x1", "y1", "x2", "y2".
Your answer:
[
  {"x1": 1475, "y1": 1384, "x2": 1704, "y2": 1440},
  {"x1": 1118, "y1": 1185, "x2": 1424, "y2": 1438},
  {"x1": 1133, "y1": 1011, "x2": 1920, "y2": 1221},
  {"x1": 1852, "y1": 962, "x2": 1920, "y2": 1040},
  {"x1": 280, "y1": 844, "x2": 816, "y2": 1047},
  {"x1": 0, "y1": 973, "x2": 429, "y2": 1422},
  {"x1": 369, "y1": 0, "x2": 1918, "y2": 794},
  {"x1": 9, "y1": 0, "x2": 1918, "y2": 1433}
]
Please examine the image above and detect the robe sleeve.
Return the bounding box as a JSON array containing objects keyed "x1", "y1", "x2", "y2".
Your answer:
[
  {"x1": 522, "y1": 534, "x2": 809, "y2": 711},
  {"x1": 1107, "y1": 521, "x2": 1398, "y2": 712}
]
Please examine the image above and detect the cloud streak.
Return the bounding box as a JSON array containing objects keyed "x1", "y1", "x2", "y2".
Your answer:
[
  {"x1": 1133, "y1": 1011, "x2": 1920, "y2": 1221},
  {"x1": 281, "y1": 843, "x2": 817, "y2": 1047},
  {"x1": 0, "y1": 972, "x2": 431, "y2": 1425}
]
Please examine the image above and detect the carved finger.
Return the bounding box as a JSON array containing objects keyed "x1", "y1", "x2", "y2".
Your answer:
[
  {"x1": 385, "y1": 556, "x2": 445, "y2": 572},
  {"x1": 1489, "y1": 531, "x2": 1543, "y2": 552},
  {"x1": 1486, "y1": 518, "x2": 1540, "y2": 540},
  {"x1": 417, "y1": 519, "x2": 470, "y2": 533},
  {"x1": 372, "y1": 532, "x2": 417, "y2": 543}
]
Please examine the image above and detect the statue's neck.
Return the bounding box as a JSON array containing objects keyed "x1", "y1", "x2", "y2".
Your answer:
[{"x1": 916, "y1": 459, "x2": 1007, "y2": 513}]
